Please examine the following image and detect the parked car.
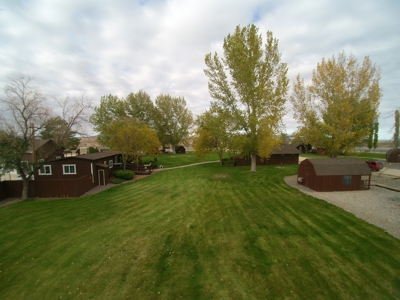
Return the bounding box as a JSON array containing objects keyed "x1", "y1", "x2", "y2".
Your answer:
[{"x1": 366, "y1": 160, "x2": 383, "y2": 171}]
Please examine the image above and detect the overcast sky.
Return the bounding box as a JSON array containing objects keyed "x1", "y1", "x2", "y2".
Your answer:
[{"x1": 1, "y1": 0, "x2": 399, "y2": 140}]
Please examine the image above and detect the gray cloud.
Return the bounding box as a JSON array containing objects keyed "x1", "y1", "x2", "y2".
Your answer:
[{"x1": 0, "y1": 0, "x2": 399, "y2": 139}]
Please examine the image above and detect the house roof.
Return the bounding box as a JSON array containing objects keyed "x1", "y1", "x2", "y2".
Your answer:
[
  {"x1": 387, "y1": 148, "x2": 400, "y2": 155},
  {"x1": 74, "y1": 150, "x2": 122, "y2": 161},
  {"x1": 273, "y1": 144, "x2": 301, "y2": 155},
  {"x1": 26, "y1": 139, "x2": 54, "y2": 153},
  {"x1": 305, "y1": 158, "x2": 371, "y2": 176}
]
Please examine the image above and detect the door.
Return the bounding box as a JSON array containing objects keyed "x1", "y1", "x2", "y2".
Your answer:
[{"x1": 98, "y1": 169, "x2": 105, "y2": 185}]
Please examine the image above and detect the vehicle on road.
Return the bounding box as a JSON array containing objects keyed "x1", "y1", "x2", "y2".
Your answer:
[{"x1": 366, "y1": 160, "x2": 383, "y2": 171}]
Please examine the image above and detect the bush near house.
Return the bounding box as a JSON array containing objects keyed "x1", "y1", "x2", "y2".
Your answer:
[{"x1": 113, "y1": 170, "x2": 135, "y2": 180}]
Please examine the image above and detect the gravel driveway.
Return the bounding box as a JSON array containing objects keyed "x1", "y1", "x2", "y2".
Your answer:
[{"x1": 285, "y1": 173, "x2": 400, "y2": 240}]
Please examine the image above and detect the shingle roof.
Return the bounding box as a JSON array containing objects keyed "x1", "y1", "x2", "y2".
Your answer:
[
  {"x1": 26, "y1": 139, "x2": 53, "y2": 153},
  {"x1": 306, "y1": 158, "x2": 371, "y2": 176},
  {"x1": 74, "y1": 150, "x2": 121, "y2": 161},
  {"x1": 273, "y1": 144, "x2": 301, "y2": 155}
]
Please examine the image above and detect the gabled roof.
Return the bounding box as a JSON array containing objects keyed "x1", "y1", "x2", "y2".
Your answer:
[
  {"x1": 273, "y1": 144, "x2": 301, "y2": 155},
  {"x1": 306, "y1": 158, "x2": 371, "y2": 176},
  {"x1": 26, "y1": 139, "x2": 55, "y2": 153},
  {"x1": 74, "y1": 150, "x2": 121, "y2": 161}
]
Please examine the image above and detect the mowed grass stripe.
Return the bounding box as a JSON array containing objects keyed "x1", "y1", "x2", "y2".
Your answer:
[{"x1": 0, "y1": 163, "x2": 400, "y2": 299}]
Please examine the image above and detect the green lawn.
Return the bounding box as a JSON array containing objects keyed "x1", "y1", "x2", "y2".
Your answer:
[
  {"x1": 143, "y1": 151, "x2": 223, "y2": 168},
  {"x1": 1, "y1": 163, "x2": 399, "y2": 299}
]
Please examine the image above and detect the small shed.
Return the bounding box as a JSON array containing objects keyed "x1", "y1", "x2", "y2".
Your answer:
[
  {"x1": 175, "y1": 146, "x2": 186, "y2": 154},
  {"x1": 316, "y1": 148, "x2": 327, "y2": 156},
  {"x1": 297, "y1": 158, "x2": 371, "y2": 192},
  {"x1": 386, "y1": 148, "x2": 400, "y2": 163},
  {"x1": 235, "y1": 144, "x2": 301, "y2": 166}
]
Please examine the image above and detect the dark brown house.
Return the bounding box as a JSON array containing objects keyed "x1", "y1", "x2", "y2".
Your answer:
[
  {"x1": 23, "y1": 139, "x2": 63, "y2": 163},
  {"x1": 297, "y1": 158, "x2": 371, "y2": 192},
  {"x1": 316, "y1": 148, "x2": 327, "y2": 156},
  {"x1": 235, "y1": 144, "x2": 301, "y2": 166},
  {"x1": 176, "y1": 146, "x2": 186, "y2": 154},
  {"x1": 386, "y1": 148, "x2": 400, "y2": 163},
  {"x1": 0, "y1": 151, "x2": 123, "y2": 199}
]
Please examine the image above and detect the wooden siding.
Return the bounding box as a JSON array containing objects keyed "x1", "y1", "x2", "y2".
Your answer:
[
  {"x1": 0, "y1": 152, "x2": 123, "y2": 199},
  {"x1": 297, "y1": 159, "x2": 370, "y2": 192},
  {"x1": 386, "y1": 148, "x2": 400, "y2": 163},
  {"x1": 235, "y1": 154, "x2": 299, "y2": 166},
  {"x1": 0, "y1": 176, "x2": 93, "y2": 199}
]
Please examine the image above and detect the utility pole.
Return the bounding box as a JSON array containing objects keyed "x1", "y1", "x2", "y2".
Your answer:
[{"x1": 31, "y1": 123, "x2": 36, "y2": 162}]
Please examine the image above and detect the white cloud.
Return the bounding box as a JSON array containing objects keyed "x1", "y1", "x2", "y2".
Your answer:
[{"x1": 0, "y1": 0, "x2": 399, "y2": 139}]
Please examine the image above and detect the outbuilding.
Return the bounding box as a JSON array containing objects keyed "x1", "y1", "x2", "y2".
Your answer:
[
  {"x1": 386, "y1": 148, "x2": 400, "y2": 163},
  {"x1": 235, "y1": 144, "x2": 301, "y2": 166},
  {"x1": 297, "y1": 158, "x2": 371, "y2": 192}
]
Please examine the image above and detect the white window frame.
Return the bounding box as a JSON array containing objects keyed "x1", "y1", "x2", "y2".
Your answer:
[
  {"x1": 39, "y1": 165, "x2": 52, "y2": 175},
  {"x1": 63, "y1": 164, "x2": 77, "y2": 175},
  {"x1": 109, "y1": 160, "x2": 113, "y2": 168}
]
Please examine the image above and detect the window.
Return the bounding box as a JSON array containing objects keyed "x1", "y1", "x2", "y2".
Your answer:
[
  {"x1": 39, "y1": 165, "x2": 52, "y2": 175},
  {"x1": 115, "y1": 156, "x2": 118, "y2": 163},
  {"x1": 109, "y1": 160, "x2": 113, "y2": 168},
  {"x1": 63, "y1": 164, "x2": 76, "y2": 175},
  {"x1": 343, "y1": 175, "x2": 352, "y2": 185}
]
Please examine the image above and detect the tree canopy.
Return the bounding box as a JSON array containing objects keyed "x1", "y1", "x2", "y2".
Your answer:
[
  {"x1": 204, "y1": 24, "x2": 289, "y2": 171},
  {"x1": 153, "y1": 94, "x2": 193, "y2": 153},
  {"x1": 0, "y1": 76, "x2": 93, "y2": 200},
  {"x1": 194, "y1": 104, "x2": 235, "y2": 165},
  {"x1": 290, "y1": 52, "x2": 381, "y2": 157},
  {"x1": 40, "y1": 116, "x2": 80, "y2": 150},
  {"x1": 106, "y1": 118, "x2": 160, "y2": 170}
]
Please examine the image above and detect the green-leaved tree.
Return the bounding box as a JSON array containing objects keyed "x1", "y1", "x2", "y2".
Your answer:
[
  {"x1": 154, "y1": 94, "x2": 193, "y2": 153},
  {"x1": 204, "y1": 24, "x2": 289, "y2": 171}
]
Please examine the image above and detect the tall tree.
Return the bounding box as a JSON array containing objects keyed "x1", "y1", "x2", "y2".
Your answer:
[
  {"x1": 126, "y1": 90, "x2": 155, "y2": 128},
  {"x1": 0, "y1": 76, "x2": 52, "y2": 200},
  {"x1": 107, "y1": 118, "x2": 160, "y2": 170},
  {"x1": 89, "y1": 94, "x2": 127, "y2": 145},
  {"x1": 373, "y1": 121, "x2": 379, "y2": 151},
  {"x1": 154, "y1": 94, "x2": 193, "y2": 153},
  {"x1": 40, "y1": 116, "x2": 80, "y2": 150},
  {"x1": 194, "y1": 104, "x2": 235, "y2": 165},
  {"x1": 290, "y1": 52, "x2": 381, "y2": 157},
  {"x1": 204, "y1": 24, "x2": 289, "y2": 171}
]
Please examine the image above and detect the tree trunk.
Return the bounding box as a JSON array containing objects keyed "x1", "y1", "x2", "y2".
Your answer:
[
  {"x1": 218, "y1": 151, "x2": 223, "y2": 166},
  {"x1": 250, "y1": 154, "x2": 257, "y2": 172},
  {"x1": 21, "y1": 177, "x2": 29, "y2": 200}
]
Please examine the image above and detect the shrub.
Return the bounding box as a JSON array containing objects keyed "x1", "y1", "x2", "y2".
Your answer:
[
  {"x1": 222, "y1": 157, "x2": 235, "y2": 166},
  {"x1": 113, "y1": 170, "x2": 135, "y2": 180}
]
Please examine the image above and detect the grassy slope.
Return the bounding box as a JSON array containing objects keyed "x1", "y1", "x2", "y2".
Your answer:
[
  {"x1": 142, "y1": 152, "x2": 222, "y2": 168},
  {"x1": 0, "y1": 163, "x2": 399, "y2": 299}
]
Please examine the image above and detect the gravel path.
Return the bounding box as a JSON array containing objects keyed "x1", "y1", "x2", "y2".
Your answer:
[{"x1": 285, "y1": 175, "x2": 400, "y2": 240}]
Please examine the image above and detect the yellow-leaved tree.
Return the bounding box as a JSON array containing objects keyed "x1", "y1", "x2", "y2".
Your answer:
[
  {"x1": 204, "y1": 24, "x2": 289, "y2": 171},
  {"x1": 107, "y1": 118, "x2": 160, "y2": 170},
  {"x1": 290, "y1": 52, "x2": 381, "y2": 157}
]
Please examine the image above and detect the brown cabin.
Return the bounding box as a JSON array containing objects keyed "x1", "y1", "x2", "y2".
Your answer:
[
  {"x1": 176, "y1": 146, "x2": 186, "y2": 154},
  {"x1": 235, "y1": 144, "x2": 301, "y2": 166},
  {"x1": 297, "y1": 158, "x2": 371, "y2": 192},
  {"x1": 386, "y1": 148, "x2": 400, "y2": 163},
  {"x1": 0, "y1": 151, "x2": 123, "y2": 199},
  {"x1": 23, "y1": 139, "x2": 63, "y2": 163}
]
